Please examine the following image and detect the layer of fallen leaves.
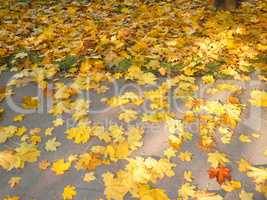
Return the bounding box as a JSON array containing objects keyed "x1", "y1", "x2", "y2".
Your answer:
[{"x1": 0, "y1": 0, "x2": 267, "y2": 199}]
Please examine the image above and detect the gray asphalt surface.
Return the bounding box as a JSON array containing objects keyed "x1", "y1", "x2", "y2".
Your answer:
[{"x1": 0, "y1": 72, "x2": 266, "y2": 200}]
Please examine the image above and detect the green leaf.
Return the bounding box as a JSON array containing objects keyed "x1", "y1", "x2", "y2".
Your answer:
[
  {"x1": 160, "y1": 61, "x2": 184, "y2": 72},
  {"x1": 29, "y1": 51, "x2": 43, "y2": 64},
  {"x1": 251, "y1": 55, "x2": 267, "y2": 64},
  {"x1": 107, "y1": 58, "x2": 132, "y2": 72},
  {"x1": 55, "y1": 56, "x2": 80, "y2": 71},
  {"x1": 206, "y1": 61, "x2": 224, "y2": 70}
]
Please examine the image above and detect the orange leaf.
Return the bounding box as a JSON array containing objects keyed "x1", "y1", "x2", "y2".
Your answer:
[{"x1": 208, "y1": 166, "x2": 231, "y2": 184}]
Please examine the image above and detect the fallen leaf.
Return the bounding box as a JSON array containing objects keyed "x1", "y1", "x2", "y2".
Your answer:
[
  {"x1": 237, "y1": 159, "x2": 251, "y2": 172},
  {"x1": 179, "y1": 151, "x2": 192, "y2": 162},
  {"x1": 208, "y1": 151, "x2": 230, "y2": 168},
  {"x1": 62, "y1": 185, "x2": 77, "y2": 200},
  {"x1": 53, "y1": 118, "x2": 64, "y2": 127},
  {"x1": 221, "y1": 180, "x2": 241, "y2": 192},
  {"x1": 12, "y1": 114, "x2": 25, "y2": 122},
  {"x1": 51, "y1": 159, "x2": 71, "y2": 175},
  {"x1": 250, "y1": 90, "x2": 267, "y2": 107},
  {"x1": 0, "y1": 150, "x2": 20, "y2": 171},
  {"x1": 3, "y1": 196, "x2": 20, "y2": 200},
  {"x1": 45, "y1": 137, "x2": 61, "y2": 152},
  {"x1": 8, "y1": 176, "x2": 21, "y2": 188},
  {"x1": 83, "y1": 172, "x2": 96, "y2": 183},
  {"x1": 239, "y1": 189, "x2": 254, "y2": 200},
  {"x1": 184, "y1": 170, "x2": 193, "y2": 182},
  {"x1": 45, "y1": 127, "x2": 54, "y2": 136},
  {"x1": 208, "y1": 166, "x2": 231, "y2": 185},
  {"x1": 239, "y1": 134, "x2": 252, "y2": 143},
  {"x1": 21, "y1": 96, "x2": 39, "y2": 109},
  {"x1": 39, "y1": 160, "x2": 51, "y2": 170}
]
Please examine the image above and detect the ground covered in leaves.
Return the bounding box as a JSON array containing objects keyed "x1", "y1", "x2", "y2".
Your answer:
[{"x1": 0, "y1": 0, "x2": 267, "y2": 200}]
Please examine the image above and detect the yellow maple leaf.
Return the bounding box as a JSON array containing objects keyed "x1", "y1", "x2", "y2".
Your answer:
[
  {"x1": 83, "y1": 172, "x2": 96, "y2": 183},
  {"x1": 137, "y1": 72, "x2": 157, "y2": 85},
  {"x1": 62, "y1": 185, "x2": 77, "y2": 200},
  {"x1": 8, "y1": 176, "x2": 21, "y2": 188},
  {"x1": 38, "y1": 160, "x2": 51, "y2": 170},
  {"x1": 203, "y1": 101, "x2": 225, "y2": 115},
  {"x1": 45, "y1": 127, "x2": 54, "y2": 136},
  {"x1": 3, "y1": 196, "x2": 20, "y2": 200},
  {"x1": 102, "y1": 172, "x2": 128, "y2": 200},
  {"x1": 68, "y1": 154, "x2": 78, "y2": 163},
  {"x1": 12, "y1": 114, "x2": 25, "y2": 122},
  {"x1": 51, "y1": 159, "x2": 71, "y2": 175},
  {"x1": 30, "y1": 134, "x2": 41, "y2": 145},
  {"x1": 105, "y1": 141, "x2": 129, "y2": 161},
  {"x1": 53, "y1": 118, "x2": 64, "y2": 127},
  {"x1": 79, "y1": 59, "x2": 93, "y2": 73},
  {"x1": 70, "y1": 99, "x2": 89, "y2": 121},
  {"x1": 164, "y1": 147, "x2": 177, "y2": 159},
  {"x1": 140, "y1": 187, "x2": 170, "y2": 200},
  {"x1": 255, "y1": 183, "x2": 267, "y2": 198},
  {"x1": 202, "y1": 75, "x2": 215, "y2": 84},
  {"x1": 237, "y1": 159, "x2": 251, "y2": 172},
  {"x1": 45, "y1": 137, "x2": 61, "y2": 152},
  {"x1": 208, "y1": 151, "x2": 230, "y2": 168},
  {"x1": 35, "y1": 26, "x2": 55, "y2": 44},
  {"x1": 75, "y1": 153, "x2": 102, "y2": 170},
  {"x1": 252, "y1": 132, "x2": 261, "y2": 139},
  {"x1": 247, "y1": 166, "x2": 267, "y2": 184},
  {"x1": 30, "y1": 128, "x2": 41, "y2": 135},
  {"x1": 239, "y1": 189, "x2": 254, "y2": 200},
  {"x1": 159, "y1": 67, "x2": 166, "y2": 76},
  {"x1": 168, "y1": 135, "x2": 182, "y2": 150},
  {"x1": 178, "y1": 183, "x2": 196, "y2": 200},
  {"x1": 239, "y1": 134, "x2": 252, "y2": 143},
  {"x1": 0, "y1": 125, "x2": 17, "y2": 143},
  {"x1": 257, "y1": 43, "x2": 267, "y2": 51},
  {"x1": 250, "y1": 90, "x2": 267, "y2": 107},
  {"x1": 15, "y1": 126, "x2": 27, "y2": 136},
  {"x1": 118, "y1": 109, "x2": 138, "y2": 123},
  {"x1": 21, "y1": 96, "x2": 39, "y2": 109},
  {"x1": 115, "y1": 141, "x2": 129, "y2": 159},
  {"x1": 184, "y1": 170, "x2": 193, "y2": 182},
  {"x1": 0, "y1": 150, "x2": 20, "y2": 171},
  {"x1": 221, "y1": 180, "x2": 241, "y2": 192},
  {"x1": 194, "y1": 191, "x2": 223, "y2": 200},
  {"x1": 49, "y1": 101, "x2": 70, "y2": 115},
  {"x1": 15, "y1": 142, "x2": 40, "y2": 164},
  {"x1": 127, "y1": 126, "x2": 144, "y2": 151},
  {"x1": 179, "y1": 151, "x2": 192, "y2": 162},
  {"x1": 218, "y1": 127, "x2": 232, "y2": 144},
  {"x1": 66, "y1": 126, "x2": 91, "y2": 144},
  {"x1": 109, "y1": 125, "x2": 125, "y2": 141}
]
